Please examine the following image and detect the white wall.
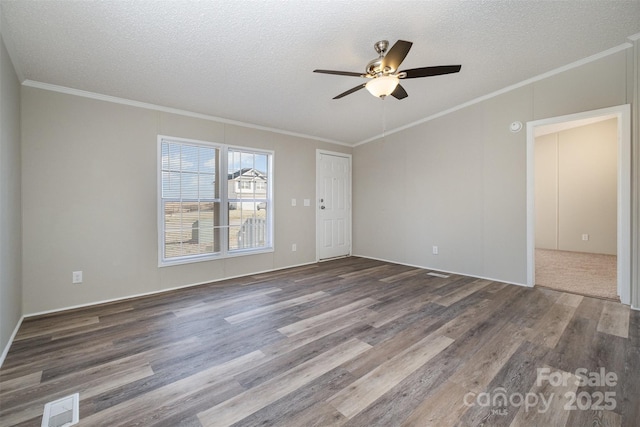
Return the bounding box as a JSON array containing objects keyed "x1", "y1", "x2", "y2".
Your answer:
[
  {"x1": 0, "y1": 33, "x2": 22, "y2": 358},
  {"x1": 354, "y1": 49, "x2": 633, "y2": 286},
  {"x1": 21, "y1": 87, "x2": 350, "y2": 314},
  {"x1": 535, "y1": 119, "x2": 618, "y2": 255}
]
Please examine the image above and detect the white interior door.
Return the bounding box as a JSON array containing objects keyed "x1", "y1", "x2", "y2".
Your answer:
[{"x1": 317, "y1": 151, "x2": 351, "y2": 260}]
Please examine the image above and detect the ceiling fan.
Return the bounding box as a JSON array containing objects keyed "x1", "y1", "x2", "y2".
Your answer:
[{"x1": 314, "y1": 39, "x2": 461, "y2": 100}]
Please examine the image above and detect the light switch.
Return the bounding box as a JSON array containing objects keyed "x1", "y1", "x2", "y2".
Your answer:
[
  {"x1": 303, "y1": 199, "x2": 310, "y2": 207},
  {"x1": 291, "y1": 198, "x2": 297, "y2": 207},
  {"x1": 72, "y1": 271, "x2": 83, "y2": 284}
]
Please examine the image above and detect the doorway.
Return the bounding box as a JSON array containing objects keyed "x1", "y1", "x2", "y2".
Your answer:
[
  {"x1": 316, "y1": 150, "x2": 352, "y2": 261},
  {"x1": 526, "y1": 105, "x2": 631, "y2": 304}
]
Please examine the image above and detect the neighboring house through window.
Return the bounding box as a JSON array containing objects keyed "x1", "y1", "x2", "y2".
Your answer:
[{"x1": 158, "y1": 136, "x2": 273, "y2": 266}]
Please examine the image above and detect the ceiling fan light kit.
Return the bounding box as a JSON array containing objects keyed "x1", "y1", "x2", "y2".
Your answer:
[
  {"x1": 314, "y1": 39, "x2": 462, "y2": 100},
  {"x1": 365, "y1": 75, "x2": 399, "y2": 98}
]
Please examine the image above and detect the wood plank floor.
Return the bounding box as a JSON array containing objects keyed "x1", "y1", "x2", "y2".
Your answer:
[{"x1": 1, "y1": 257, "x2": 638, "y2": 426}]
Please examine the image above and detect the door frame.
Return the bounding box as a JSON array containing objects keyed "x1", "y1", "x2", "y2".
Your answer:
[
  {"x1": 526, "y1": 104, "x2": 631, "y2": 305},
  {"x1": 316, "y1": 149, "x2": 353, "y2": 262}
]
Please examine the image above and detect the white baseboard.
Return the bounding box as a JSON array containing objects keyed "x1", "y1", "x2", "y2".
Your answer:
[
  {"x1": 352, "y1": 254, "x2": 530, "y2": 288},
  {"x1": 0, "y1": 315, "x2": 24, "y2": 369},
  {"x1": 354, "y1": 254, "x2": 640, "y2": 309},
  {"x1": 24, "y1": 260, "x2": 318, "y2": 319},
  {"x1": 5, "y1": 256, "x2": 635, "y2": 364}
]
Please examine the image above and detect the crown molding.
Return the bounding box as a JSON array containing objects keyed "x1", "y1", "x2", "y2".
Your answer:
[
  {"x1": 21, "y1": 80, "x2": 351, "y2": 147},
  {"x1": 354, "y1": 41, "x2": 634, "y2": 147},
  {"x1": 21, "y1": 38, "x2": 636, "y2": 149}
]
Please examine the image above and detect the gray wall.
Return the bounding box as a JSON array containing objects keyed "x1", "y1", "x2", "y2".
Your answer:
[
  {"x1": 0, "y1": 34, "x2": 22, "y2": 358},
  {"x1": 13, "y1": 40, "x2": 640, "y2": 318},
  {"x1": 353, "y1": 49, "x2": 633, "y2": 286},
  {"x1": 21, "y1": 87, "x2": 350, "y2": 314},
  {"x1": 535, "y1": 119, "x2": 618, "y2": 255}
]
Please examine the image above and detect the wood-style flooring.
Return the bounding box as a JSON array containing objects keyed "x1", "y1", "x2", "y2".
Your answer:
[{"x1": 1, "y1": 257, "x2": 638, "y2": 426}]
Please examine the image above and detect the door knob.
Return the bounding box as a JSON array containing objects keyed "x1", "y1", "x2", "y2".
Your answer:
[{"x1": 320, "y1": 206, "x2": 325, "y2": 209}]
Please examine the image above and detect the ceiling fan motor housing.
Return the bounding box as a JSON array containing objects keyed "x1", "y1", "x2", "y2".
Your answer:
[
  {"x1": 366, "y1": 58, "x2": 384, "y2": 76},
  {"x1": 367, "y1": 40, "x2": 393, "y2": 76}
]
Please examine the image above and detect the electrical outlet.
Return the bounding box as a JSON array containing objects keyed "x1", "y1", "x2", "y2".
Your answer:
[
  {"x1": 292, "y1": 243, "x2": 297, "y2": 252},
  {"x1": 582, "y1": 234, "x2": 589, "y2": 241},
  {"x1": 72, "y1": 271, "x2": 83, "y2": 284},
  {"x1": 432, "y1": 246, "x2": 439, "y2": 255}
]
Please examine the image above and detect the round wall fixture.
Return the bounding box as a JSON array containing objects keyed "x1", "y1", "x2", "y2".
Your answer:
[{"x1": 509, "y1": 121, "x2": 523, "y2": 133}]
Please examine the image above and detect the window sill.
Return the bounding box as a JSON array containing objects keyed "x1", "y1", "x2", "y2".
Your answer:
[{"x1": 158, "y1": 246, "x2": 274, "y2": 267}]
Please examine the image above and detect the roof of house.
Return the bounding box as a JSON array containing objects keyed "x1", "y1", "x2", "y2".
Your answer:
[{"x1": 228, "y1": 168, "x2": 267, "y2": 180}]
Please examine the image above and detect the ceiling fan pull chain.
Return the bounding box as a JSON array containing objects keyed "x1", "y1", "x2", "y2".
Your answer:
[{"x1": 382, "y1": 98, "x2": 387, "y2": 139}]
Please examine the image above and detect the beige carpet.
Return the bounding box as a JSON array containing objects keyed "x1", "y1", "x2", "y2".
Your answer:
[{"x1": 535, "y1": 249, "x2": 618, "y2": 300}]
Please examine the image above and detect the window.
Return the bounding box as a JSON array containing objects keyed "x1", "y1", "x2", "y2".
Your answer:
[
  {"x1": 227, "y1": 149, "x2": 270, "y2": 251},
  {"x1": 159, "y1": 136, "x2": 273, "y2": 265},
  {"x1": 237, "y1": 180, "x2": 253, "y2": 191}
]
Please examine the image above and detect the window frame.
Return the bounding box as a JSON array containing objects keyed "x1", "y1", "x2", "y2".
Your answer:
[{"x1": 157, "y1": 135, "x2": 274, "y2": 267}]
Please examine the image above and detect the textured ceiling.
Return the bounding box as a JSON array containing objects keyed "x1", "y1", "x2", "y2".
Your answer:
[{"x1": 1, "y1": 0, "x2": 639, "y2": 145}]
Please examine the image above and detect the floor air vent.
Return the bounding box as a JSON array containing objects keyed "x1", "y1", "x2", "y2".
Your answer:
[
  {"x1": 427, "y1": 272, "x2": 449, "y2": 278},
  {"x1": 42, "y1": 393, "x2": 79, "y2": 427}
]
